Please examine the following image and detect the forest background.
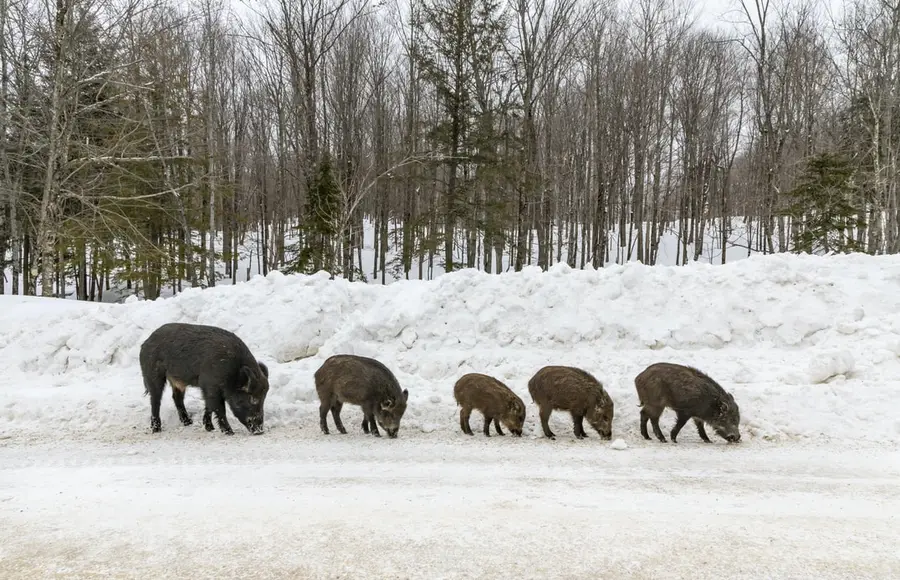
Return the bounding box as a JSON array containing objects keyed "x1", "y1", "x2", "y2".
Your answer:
[{"x1": 0, "y1": 0, "x2": 897, "y2": 300}]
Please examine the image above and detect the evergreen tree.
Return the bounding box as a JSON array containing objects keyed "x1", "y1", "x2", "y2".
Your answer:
[
  {"x1": 413, "y1": 0, "x2": 507, "y2": 272},
  {"x1": 784, "y1": 153, "x2": 866, "y2": 254},
  {"x1": 287, "y1": 155, "x2": 341, "y2": 274}
]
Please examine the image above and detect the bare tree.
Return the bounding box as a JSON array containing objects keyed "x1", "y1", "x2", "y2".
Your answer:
[{"x1": 0, "y1": 0, "x2": 890, "y2": 301}]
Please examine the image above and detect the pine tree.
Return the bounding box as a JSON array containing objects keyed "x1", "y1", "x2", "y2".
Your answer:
[
  {"x1": 784, "y1": 153, "x2": 866, "y2": 254},
  {"x1": 287, "y1": 154, "x2": 341, "y2": 274},
  {"x1": 413, "y1": 0, "x2": 507, "y2": 272}
]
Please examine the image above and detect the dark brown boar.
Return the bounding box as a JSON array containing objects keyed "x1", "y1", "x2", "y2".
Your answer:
[
  {"x1": 527, "y1": 366, "x2": 614, "y2": 440},
  {"x1": 634, "y1": 362, "x2": 741, "y2": 444},
  {"x1": 314, "y1": 354, "x2": 408, "y2": 438},
  {"x1": 140, "y1": 322, "x2": 270, "y2": 436},
  {"x1": 453, "y1": 373, "x2": 526, "y2": 437}
]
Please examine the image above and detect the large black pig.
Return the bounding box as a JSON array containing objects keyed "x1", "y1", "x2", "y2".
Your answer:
[{"x1": 139, "y1": 322, "x2": 270, "y2": 436}]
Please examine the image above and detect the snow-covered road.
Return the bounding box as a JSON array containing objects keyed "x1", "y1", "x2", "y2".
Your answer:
[{"x1": 1, "y1": 433, "x2": 897, "y2": 579}]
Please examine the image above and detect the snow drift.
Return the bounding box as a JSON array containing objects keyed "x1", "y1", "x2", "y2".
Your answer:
[{"x1": 2, "y1": 252, "x2": 900, "y2": 444}]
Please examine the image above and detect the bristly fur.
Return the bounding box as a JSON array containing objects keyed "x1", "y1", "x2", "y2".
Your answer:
[{"x1": 634, "y1": 362, "x2": 740, "y2": 444}]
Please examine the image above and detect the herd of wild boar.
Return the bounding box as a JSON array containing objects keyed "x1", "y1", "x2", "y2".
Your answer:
[{"x1": 140, "y1": 322, "x2": 742, "y2": 444}]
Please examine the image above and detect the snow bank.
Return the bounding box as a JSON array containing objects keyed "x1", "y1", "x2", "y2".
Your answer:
[{"x1": 2, "y1": 253, "x2": 900, "y2": 444}]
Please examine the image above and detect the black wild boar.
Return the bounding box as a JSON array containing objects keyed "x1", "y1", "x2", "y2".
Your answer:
[
  {"x1": 139, "y1": 322, "x2": 270, "y2": 435},
  {"x1": 314, "y1": 354, "x2": 408, "y2": 439},
  {"x1": 634, "y1": 362, "x2": 741, "y2": 444},
  {"x1": 453, "y1": 373, "x2": 526, "y2": 437},
  {"x1": 527, "y1": 366, "x2": 614, "y2": 440}
]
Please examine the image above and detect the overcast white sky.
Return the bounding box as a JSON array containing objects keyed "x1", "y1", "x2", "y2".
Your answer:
[
  {"x1": 688, "y1": 0, "x2": 847, "y2": 30},
  {"x1": 232, "y1": 0, "x2": 853, "y2": 43}
]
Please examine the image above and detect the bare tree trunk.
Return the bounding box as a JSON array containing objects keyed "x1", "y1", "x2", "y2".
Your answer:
[
  {"x1": 204, "y1": 0, "x2": 218, "y2": 287},
  {"x1": 36, "y1": 0, "x2": 68, "y2": 297}
]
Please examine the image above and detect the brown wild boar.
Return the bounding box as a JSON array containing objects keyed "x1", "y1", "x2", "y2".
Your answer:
[
  {"x1": 453, "y1": 373, "x2": 526, "y2": 437},
  {"x1": 315, "y1": 354, "x2": 408, "y2": 438},
  {"x1": 527, "y1": 366, "x2": 614, "y2": 440},
  {"x1": 634, "y1": 362, "x2": 741, "y2": 444}
]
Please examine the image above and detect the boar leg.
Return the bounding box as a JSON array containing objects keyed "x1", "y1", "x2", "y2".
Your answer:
[
  {"x1": 366, "y1": 410, "x2": 381, "y2": 437},
  {"x1": 202, "y1": 408, "x2": 214, "y2": 431},
  {"x1": 171, "y1": 387, "x2": 192, "y2": 426},
  {"x1": 459, "y1": 407, "x2": 473, "y2": 435},
  {"x1": 493, "y1": 418, "x2": 505, "y2": 436},
  {"x1": 572, "y1": 414, "x2": 587, "y2": 439},
  {"x1": 693, "y1": 418, "x2": 711, "y2": 443},
  {"x1": 650, "y1": 416, "x2": 667, "y2": 442},
  {"x1": 205, "y1": 390, "x2": 233, "y2": 435},
  {"x1": 539, "y1": 406, "x2": 555, "y2": 439},
  {"x1": 670, "y1": 411, "x2": 691, "y2": 443},
  {"x1": 482, "y1": 415, "x2": 492, "y2": 437},
  {"x1": 639, "y1": 409, "x2": 651, "y2": 440},
  {"x1": 318, "y1": 400, "x2": 332, "y2": 434},
  {"x1": 144, "y1": 374, "x2": 165, "y2": 433},
  {"x1": 643, "y1": 406, "x2": 667, "y2": 442},
  {"x1": 330, "y1": 401, "x2": 347, "y2": 434},
  {"x1": 361, "y1": 416, "x2": 369, "y2": 433}
]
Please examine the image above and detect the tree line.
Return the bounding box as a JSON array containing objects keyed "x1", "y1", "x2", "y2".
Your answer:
[{"x1": 1, "y1": 0, "x2": 899, "y2": 300}]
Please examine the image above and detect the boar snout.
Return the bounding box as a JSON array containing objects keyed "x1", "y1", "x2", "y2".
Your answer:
[
  {"x1": 241, "y1": 415, "x2": 265, "y2": 435},
  {"x1": 715, "y1": 426, "x2": 740, "y2": 443}
]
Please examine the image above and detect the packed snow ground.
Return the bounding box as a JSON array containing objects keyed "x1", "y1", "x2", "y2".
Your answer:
[
  {"x1": 1, "y1": 438, "x2": 897, "y2": 579},
  {"x1": 1, "y1": 253, "x2": 899, "y2": 577}
]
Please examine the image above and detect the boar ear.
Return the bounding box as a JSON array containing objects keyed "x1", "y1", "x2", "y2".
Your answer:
[
  {"x1": 240, "y1": 366, "x2": 253, "y2": 392},
  {"x1": 258, "y1": 361, "x2": 269, "y2": 378},
  {"x1": 381, "y1": 398, "x2": 395, "y2": 411},
  {"x1": 402, "y1": 389, "x2": 409, "y2": 402},
  {"x1": 718, "y1": 399, "x2": 730, "y2": 414}
]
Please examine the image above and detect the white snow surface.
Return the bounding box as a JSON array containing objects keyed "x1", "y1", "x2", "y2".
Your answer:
[
  {"x1": 3, "y1": 252, "x2": 900, "y2": 443},
  {"x1": 2, "y1": 252, "x2": 900, "y2": 578}
]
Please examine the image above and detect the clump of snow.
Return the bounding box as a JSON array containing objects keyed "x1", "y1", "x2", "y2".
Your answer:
[
  {"x1": 610, "y1": 438, "x2": 628, "y2": 450},
  {"x1": 2, "y1": 253, "x2": 900, "y2": 444},
  {"x1": 807, "y1": 350, "x2": 856, "y2": 384}
]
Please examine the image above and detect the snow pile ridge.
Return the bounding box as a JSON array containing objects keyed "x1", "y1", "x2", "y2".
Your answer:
[
  {"x1": 3, "y1": 253, "x2": 900, "y2": 378},
  {"x1": 3, "y1": 253, "x2": 900, "y2": 444}
]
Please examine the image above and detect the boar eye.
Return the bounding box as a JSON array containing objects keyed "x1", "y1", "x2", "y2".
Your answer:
[{"x1": 250, "y1": 396, "x2": 259, "y2": 405}]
